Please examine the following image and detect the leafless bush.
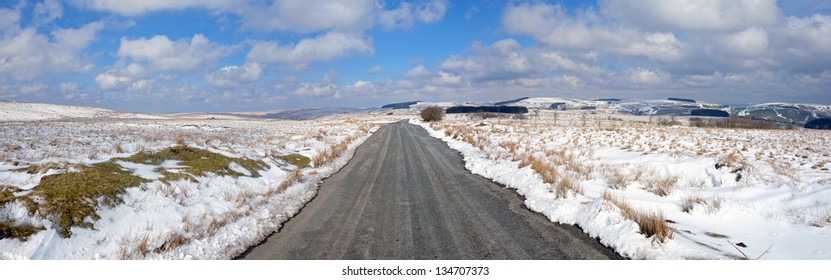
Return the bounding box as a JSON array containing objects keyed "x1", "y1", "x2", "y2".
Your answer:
[{"x1": 420, "y1": 106, "x2": 445, "y2": 122}]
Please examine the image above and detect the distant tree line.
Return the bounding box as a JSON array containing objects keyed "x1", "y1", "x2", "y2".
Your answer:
[
  {"x1": 381, "y1": 101, "x2": 419, "y2": 109},
  {"x1": 445, "y1": 106, "x2": 529, "y2": 114},
  {"x1": 691, "y1": 109, "x2": 729, "y2": 117},
  {"x1": 668, "y1": 97, "x2": 696, "y2": 103},
  {"x1": 689, "y1": 115, "x2": 780, "y2": 129},
  {"x1": 805, "y1": 119, "x2": 831, "y2": 130}
]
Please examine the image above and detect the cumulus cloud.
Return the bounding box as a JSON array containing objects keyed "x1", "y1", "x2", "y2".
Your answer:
[
  {"x1": 718, "y1": 27, "x2": 770, "y2": 56},
  {"x1": 71, "y1": 0, "x2": 233, "y2": 16},
  {"x1": 0, "y1": 21, "x2": 103, "y2": 81},
  {"x1": 405, "y1": 65, "x2": 431, "y2": 78},
  {"x1": 502, "y1": 3, "x2": 685, "y2": 62},
  {"x1": 238, "y1": 0, "x2": 375, "y2": 33},
  {"x1": 94, "y1": 63, "x2": 145, "y2": 90},
  {"x1": 206, "y1": 62, "x2": 263, "y2": 88},
  {"x1": 368, "y1": 65, "x2": 384, "y2": 74},
  {"x1": 116, "y1": 34, "x2": 236, "y2": 72},
  {"x1": 379, "y1": 0, "x2": 448, "y2": 29},
  {"x1": 600, "y1": 0, "x2": 781, "y2": 31},
  {"x1": 33, "y1": 0, "x2": 63, "y2": 27},
  {"x1": 439, "y1": 39, "x2": 601, "y2": 83},
  {"x1": 247, "y1": 32, "x2": 373, "y2": 67},
  {"x1": 771, "y1": 14, "x2": 831, "y2": 72},
  {"x1": 629, "y1": 68, "x2": 663, "y2": 85},
  {"x1": 0, "y1": 7, "x2": 21, "y2": 32}
]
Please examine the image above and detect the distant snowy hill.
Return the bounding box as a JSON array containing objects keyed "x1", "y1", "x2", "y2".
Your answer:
[
  {"x1": 736, "y1": 103, "x2": 831, "y2": 124},
  {"x1": 0, "y1": 100, "x2": 164, "y2": 121},
  {"x1": 499, "y1": 97, "x2": 609, "y2": 110},
  {"x1": 431, "y1": 97, "x2": 831, "y2": 125},
  {"x1": 262, "y1": 108, "x2": 373, "y2": 120}
]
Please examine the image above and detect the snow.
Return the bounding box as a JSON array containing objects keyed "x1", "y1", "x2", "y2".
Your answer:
[
  {"x1": 0, "y1": 113, "x2": 398, "y2": 259},
  {"x1": 413, "y1": 111, "x2": 831, "y2": 259},
  {"x1": 0, "y1": 100, "x2": 165, "y2": 121}
]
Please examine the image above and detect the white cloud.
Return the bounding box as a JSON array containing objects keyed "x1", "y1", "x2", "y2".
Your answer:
[
  {"x1": 439, "y1": 39, "x2": 601, "y2": 83},
  {"x1": 206, "y1": 62, "x2": 263, "y2": 88},
  {"x1": 52, "y1": 21, "x2": 104, "y2": 50},
  {"x1": 94, "y1": 63, "x2": 145, "y2": 90},
  {"x1": 601, "y1": 0, "x2": 781, "y2": 31},
  {"x1": 415, "y1": 0, "x2": 448, "y2": 23},
  {"x1": 405, "y1": 65, "x2": 431, "y2": 78},
  {"x1": 238, "y1": 0, "x2": 376, "y2": 33},
  {"x1": 116, "y1": 34, "x2": 236, "y2": 72},
  {"x1": 59, "y1": 82, "x2": 82, "y2": 93},
  {"x1": 502, "y1": 3, "x2": 685, "y2": 62},
  {"x1": 0, "y1": 7, "x2": 21, "y2": 32},
  {"x1": 0, "y1": 21, "x2": 103, "y2": 81},
  {"x1": 436, "y1": 71, "x2": 461, "y2": 85},
  {"x1": 776, "y1": 14, "x2": 831, "y2": 59},
  {"x1": 247, "y1": 32, "x2": 373, "y2": 67},
  {"x1": 71, "y1": 0, "x2": 233, "y2": 16},
  {"x1": 629, "y1": 68, "x2": 663, "y2": 85},
  {"x1": 719, "y1": 27, "x2": 770, "y2": 56},
  {"x1": 378, "y1": 0, "x2": 447, "y2": 30},
  {"x1": 33, "y1": 0, "x2": 63, "y2": 26},
  {"x1": 368, "y1": 65, "x2": 383, "y2": 74},
  {"x1": 379, "y1": 2, "x2": 415, "y2": 30}
]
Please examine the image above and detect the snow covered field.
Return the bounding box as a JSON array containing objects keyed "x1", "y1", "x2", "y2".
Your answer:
[
  {"x1": 1, "y1": 115, "x2": 392, "y2": 259},
  {"x1": 414, "y1": 111, "x2": 831, "y2": 259}
]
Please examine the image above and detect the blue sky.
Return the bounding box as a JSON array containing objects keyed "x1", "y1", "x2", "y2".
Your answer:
[{"x1": 1, "y1": 0, "x2": 830, "y2": 113}]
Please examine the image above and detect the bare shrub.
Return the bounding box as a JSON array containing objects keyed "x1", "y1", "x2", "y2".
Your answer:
[{"x1": 420, "y1": 106, "x2": 445, "y2": 122}]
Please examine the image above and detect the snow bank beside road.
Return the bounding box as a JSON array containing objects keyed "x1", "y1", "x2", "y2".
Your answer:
[{"x1": 412, "y1": 114, "x2": 831, "y2": 259}]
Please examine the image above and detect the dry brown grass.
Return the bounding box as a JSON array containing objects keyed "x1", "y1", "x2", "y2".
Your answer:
[
  {"x1": 642, "y1": 173, "x2": 678, "y2": 197},
  {"x1": 278, "y1": 169, "x2": 303, "y2": 191},
  {"x1": 603, "y1": 165, "x2": 632, "y2": 190},
  {"x1": 160, "y1": 232, "x2": 188, "y2": 252},
  {"x1": 602, "y1": 190, "x2": 674, "y2": 243},
  {"x1": 312, "y1": 136, "x2": 356, "y2": 167},
  {"x1": 681, "y1": 195, "x2": 706, "y2": 213},
  {"x1": 499, "y1": 140, "x2": 520, "y2": 154},
  {"x1": 554, "y1": 174, "x2": 583, "y2": 198}
]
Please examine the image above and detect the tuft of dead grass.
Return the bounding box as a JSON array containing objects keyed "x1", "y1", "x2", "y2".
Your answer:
[
  {"x1": 642, "y1": 173, "x2": 678, "y2": 197},
  {"x1": 603, "y1": 165, "x2": 632, "y2": 190},
  {"x1": 602, "y1": 190, "x2": 674, "y2": 243},
  {"x1": 681, "y1": 195, "x2": 705, "y2": 213},
  {"x1": 277, "y1": 169, "x2": 303, "y2": 191}
]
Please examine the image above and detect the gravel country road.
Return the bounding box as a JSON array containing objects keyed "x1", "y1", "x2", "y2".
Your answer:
[{"x1": 238, "y1": 121, "x2": 622, "y2": 259}]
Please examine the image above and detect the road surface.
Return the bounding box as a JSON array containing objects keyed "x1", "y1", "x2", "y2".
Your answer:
[{"x1": 238, "y1": 121, "x2": 621, "y2": 259}]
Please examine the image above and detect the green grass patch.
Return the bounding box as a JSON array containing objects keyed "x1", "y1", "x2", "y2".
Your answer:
[
  {"x1": 1, "y1": 185, "x2": 15, "y2": 204},
  {"x1": 704, "y1": 232, "x2": 730, "y2": 239},
  {"x1": 278, "y1": 154, "x2": 311, "y2": 169},
  {"x1": 0, "y1": 219, "x2": 44, "y2": 241},
  {"x1": 124, "y1": 146, "x2": 268, "y2": 178},
  {"x1": 4, "y1": 146, "x2": 268, "y2": 238},
  {"x1": 31, "y1": 162, "x2": 149, "y2": 237}
]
